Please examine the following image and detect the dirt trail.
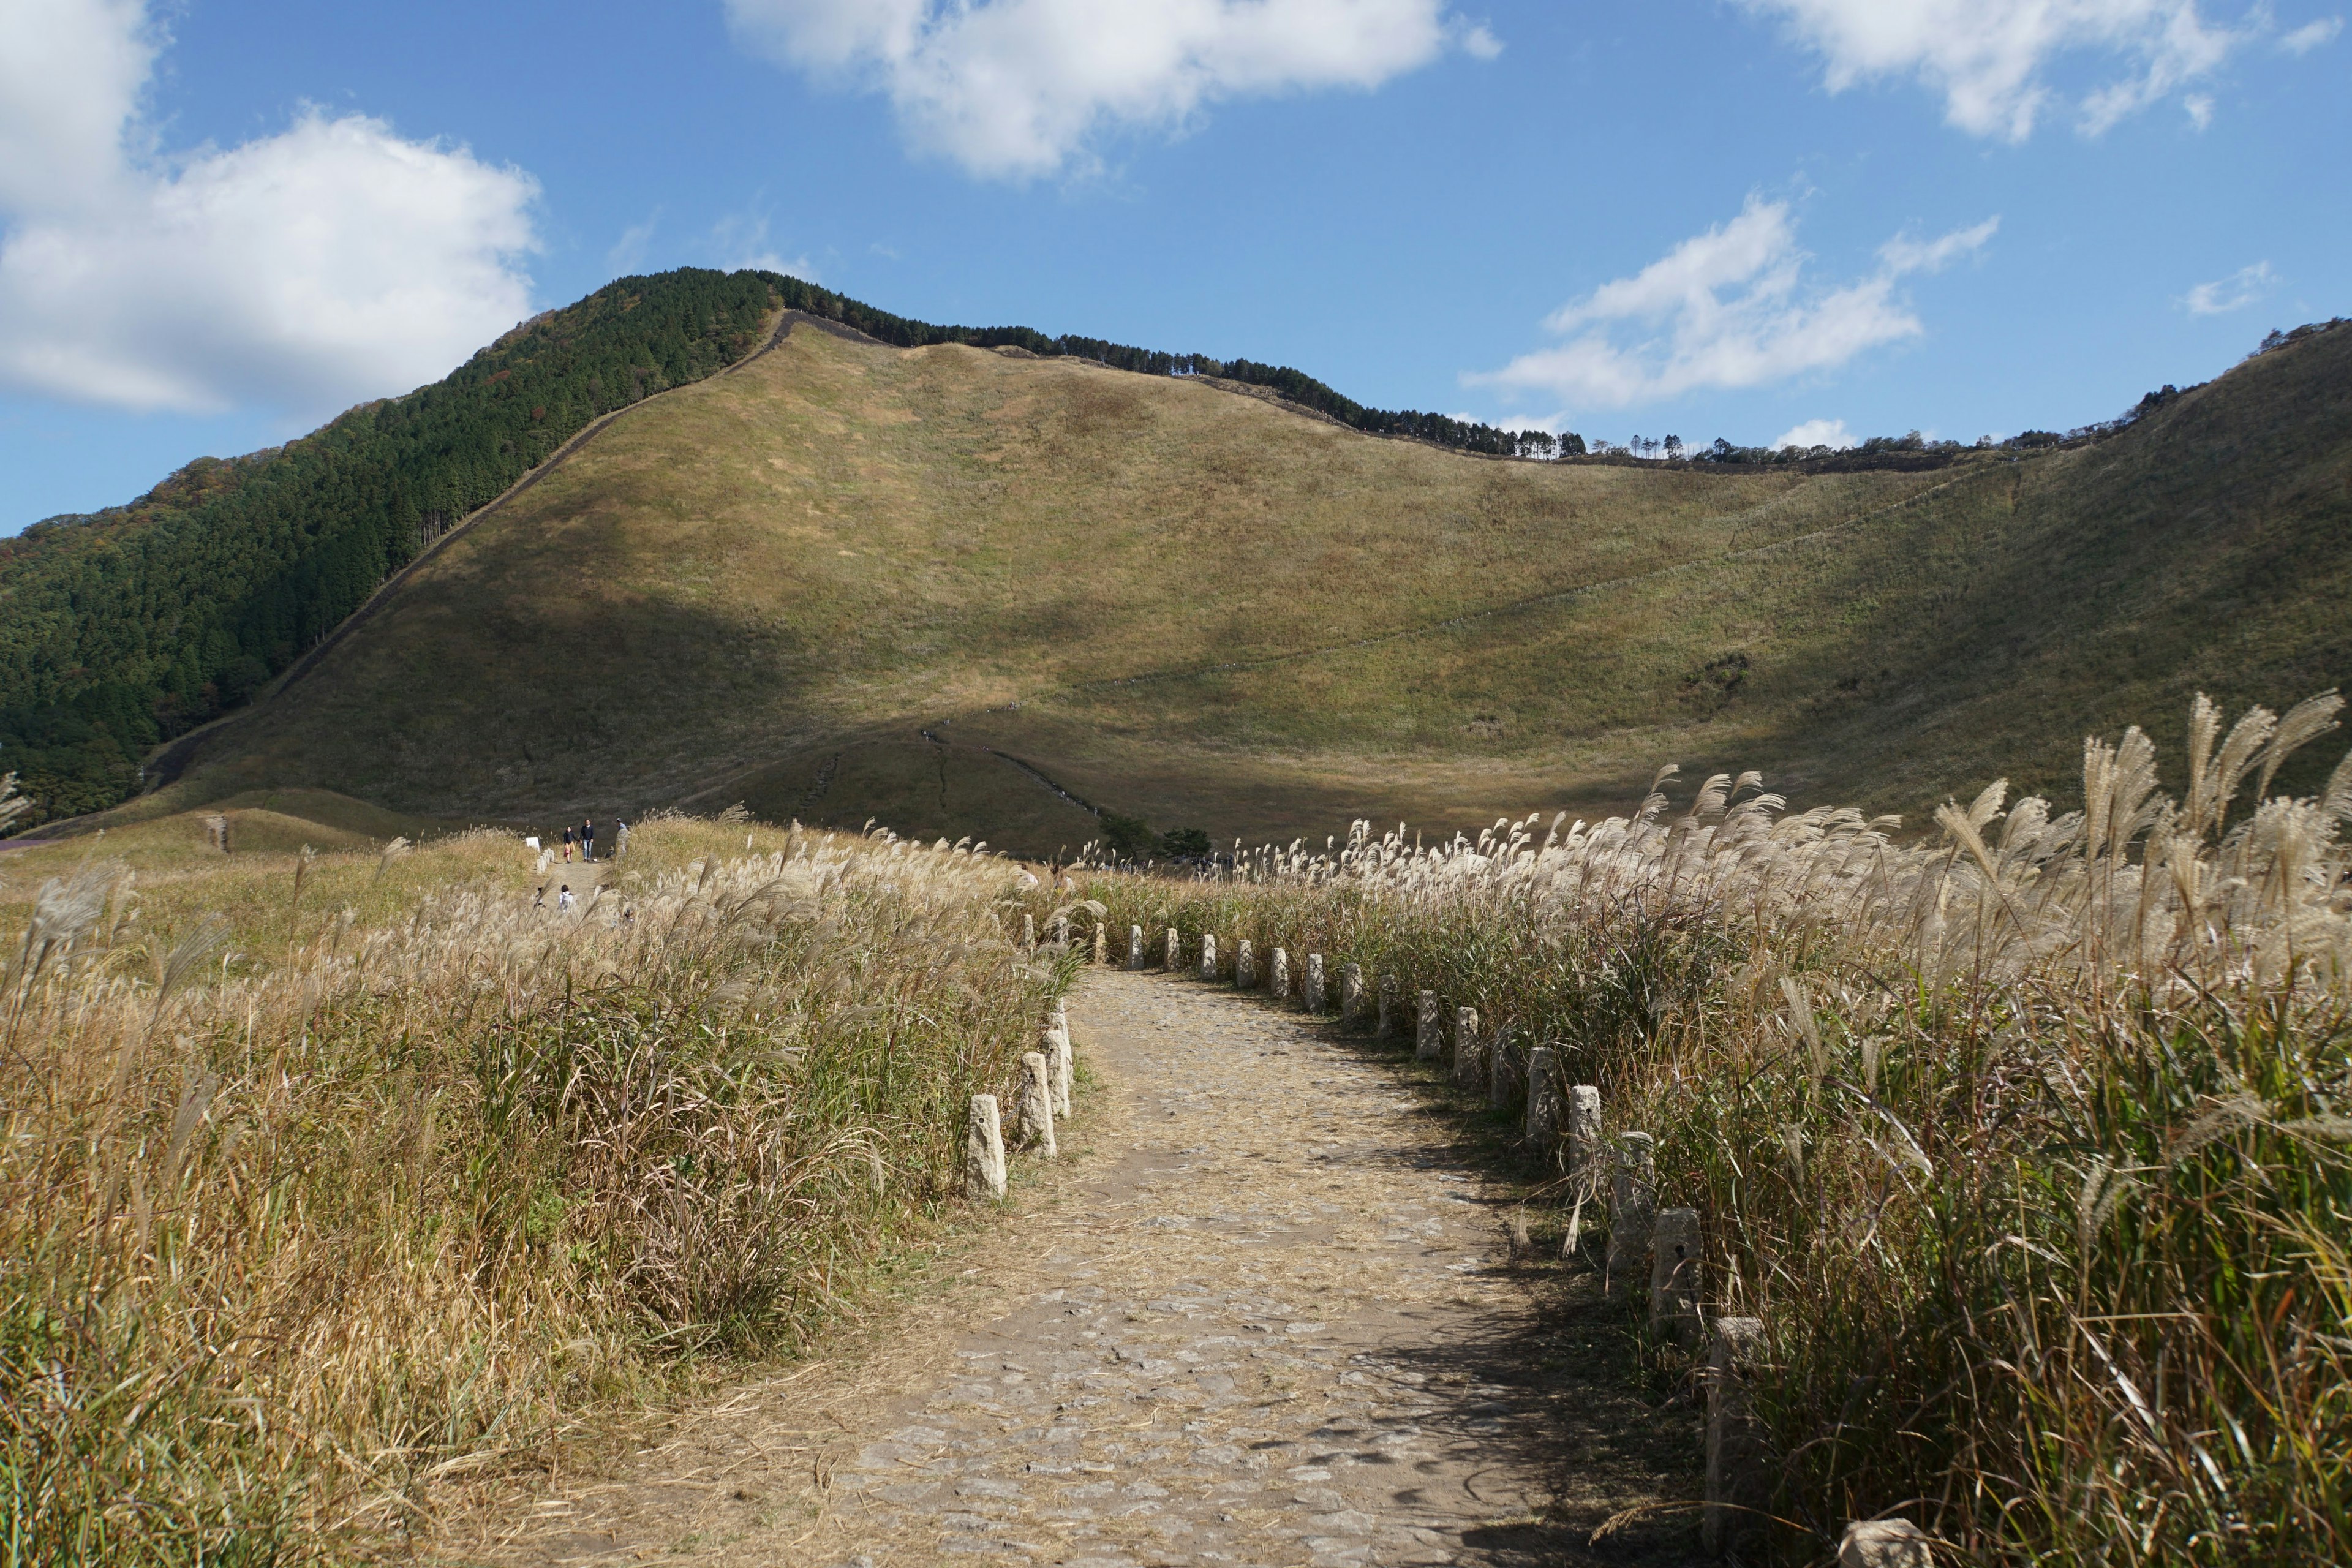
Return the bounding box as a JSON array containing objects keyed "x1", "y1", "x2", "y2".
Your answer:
[{"x1": 452, "y1": 970, "x2": 1700, "y2": 1567}]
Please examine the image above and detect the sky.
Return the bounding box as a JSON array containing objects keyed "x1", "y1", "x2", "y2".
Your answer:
[{"x1": 2, "y1": 0, "x2": 2346, "y2": 530}]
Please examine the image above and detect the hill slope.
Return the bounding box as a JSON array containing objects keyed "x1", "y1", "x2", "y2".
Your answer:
[{"x1": 137, "y1": 312, "x2": 2352, "y2": 853}]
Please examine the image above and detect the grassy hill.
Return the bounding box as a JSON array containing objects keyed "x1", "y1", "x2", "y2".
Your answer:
[{"x1": 83, "y1": 311, "x2": 2352, "y2": 854}]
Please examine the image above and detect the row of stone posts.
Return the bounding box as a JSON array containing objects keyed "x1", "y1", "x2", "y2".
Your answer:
[{"x1": 961, "y1": 997, "x2": 1075, "y2": 1204}]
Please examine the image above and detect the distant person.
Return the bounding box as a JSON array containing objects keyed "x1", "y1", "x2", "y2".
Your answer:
[
  {"x1": 581, "y1": 817, "x2": 595, "y2": 862},
  {"x1": 562, "y1": 826, "x2": 575, "y2": 863},
  {"x1": 557, "y1": 884, "x2": 575, "y2": 913}
]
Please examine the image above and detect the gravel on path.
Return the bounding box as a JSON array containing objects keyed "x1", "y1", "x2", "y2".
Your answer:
[{"x1": 452, "y1": 970, "x2": 1702, "y2": 1567}]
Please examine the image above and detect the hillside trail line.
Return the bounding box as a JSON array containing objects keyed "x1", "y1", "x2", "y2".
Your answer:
[{"x1": 444, "y1": 970, "x2": 1702, "y2": 1567}]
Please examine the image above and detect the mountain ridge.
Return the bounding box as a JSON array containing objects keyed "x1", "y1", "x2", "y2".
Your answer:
[
  {"x1": 93, "y1": 308, "x2": 2350, "y2": 855},
  {"x1": 6, "y1": 271, "x2": 2346, "y2": 849}
]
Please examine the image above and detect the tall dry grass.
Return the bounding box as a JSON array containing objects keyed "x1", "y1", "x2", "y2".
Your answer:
[
  {"x1": 1, "y1": 816, "x2": 1064, "y2": 1564},
  {"x1": 1084, "y1": 693, "x2": 2352, "y2": 1565}
]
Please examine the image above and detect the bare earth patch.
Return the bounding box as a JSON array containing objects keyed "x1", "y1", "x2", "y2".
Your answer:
[{"x1": 440, "y1": 971, "x2": 1700, "y2": 1566}]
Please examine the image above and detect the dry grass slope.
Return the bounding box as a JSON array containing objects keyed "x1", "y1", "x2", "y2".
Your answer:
[
  {"x1": 0, "y1": 802, "x2": 1072, "y2": 1562},
  {"x1": 156, "y1": 319, "x2": 2352, "y2": 851}
]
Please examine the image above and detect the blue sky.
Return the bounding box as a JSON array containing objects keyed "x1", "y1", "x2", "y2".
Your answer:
[{"x1": 2, "y1": 0, "x2": 2346, "y2": 530}]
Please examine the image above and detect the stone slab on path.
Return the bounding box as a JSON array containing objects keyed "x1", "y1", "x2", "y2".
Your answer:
[{"x1": 448, "y1": 970, "x2": 1702, "y2": 1567}]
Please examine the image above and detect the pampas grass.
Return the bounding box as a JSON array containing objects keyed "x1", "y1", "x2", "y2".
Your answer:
[
  {"x1": 1, "y1": 813, "x2": 1058, "y2": 1563},
  {"x1": 1082, "y1": 692, "x2": 2352, "y2": 1566}
]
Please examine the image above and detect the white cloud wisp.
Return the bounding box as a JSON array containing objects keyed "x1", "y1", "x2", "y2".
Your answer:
[
  {"x1": 1469, "y1": 198, "x2": 1996, "y2": 410},
  {"x1": 2180, "y1": 260, "x2": 2274, "y2": 314},
  {"x1": 723, "y1": 0, "x2": 1486, "y2": 179},
  {"x1": 2280, "y1": 16, "x2": 2343, "y2": 52},
  {"x1": 0, "y1": 0, "x2": 539, "y2": 418},
  {"x1": 1776, "y1": 417, "x2": 1857, "y2": 450},
  {"x1": 1740, "y1": 0, "x2": 2243, "y2": 140}
]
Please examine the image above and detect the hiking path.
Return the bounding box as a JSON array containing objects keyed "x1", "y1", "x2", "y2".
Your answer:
[{"x1": 445, "y1": 968, "x2": 1702, "y2": 1567}]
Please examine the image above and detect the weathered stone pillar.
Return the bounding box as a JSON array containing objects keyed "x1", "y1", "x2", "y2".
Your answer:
[
  {"x1": 1128, "y1": 925, "x2": 1145, "y2": 971},
  {"x1": 1018, "y1": 1051, "x2": 1057, "y2": 1158},
  {"x1": 1651, "y1": 1207, "x2": 1702, "y2": 1349},
  {"x1": 1200, "y1": 933, "x2": 1218, "y2": 981},
  {"x1": 1093, "y1": 922, "x2": 1107, "y2": 965},
  {"x1": 1525, "y1": 1046, "x2": 1562, "y2": 1153},
  {"x1": 1164, "y1": 926, "x2": 1181, "y2": 971},
  {"x1": 1022, "y1": 912, "x2": 1036, "y2": 949},
  {"x1": 1487, "y1": 1023, "x2": 1522, "y2": 1110},
  {"x1": 1304, "y1": 953, "x2": 1327, "y2": 1013},
  {"x1": 963, "y1": 1095, "x2": 1007, "y2": 1201},
  {"x1": 1236, "y1": 938, "x2": 1256, "y2": 989},
  {"x1": 1452, "y1": 1006, "x2": 1482, "y2": 1090},
  {"x1": 1270, "y1": 947, "x2": 1291, "y2": 1000},
  {"x1": 1605, "y1": 1132, "x2": 1657, "y2": 1301},
  {"x1": 1043, "y1": 1014, "x2": 1073, "y2": 1117},
  {"x1": 1705, "y1": 1317, "x2": 1770, "y2": 1560},
  {"x1": 1566, "y1": 1085, "x2": 1604, "y2": 1194},
  {"x1": 1838, "y1": 1520, "x2": 1934, "y2": 1567},
  {"x1": 1378, "y1": 974, "x2": 1398, "y2": 1039},
  {"x1": 1340, "y1": 963, "x2": 1366, "y2": 1027},
  {"x1": 1415, "y1": 990, "x2": 1441, "y2": 1060}
]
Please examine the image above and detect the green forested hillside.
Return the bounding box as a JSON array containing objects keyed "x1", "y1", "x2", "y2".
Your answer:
[{"x1": 0, "y1": 270, "x2": 789, "y2": 822}]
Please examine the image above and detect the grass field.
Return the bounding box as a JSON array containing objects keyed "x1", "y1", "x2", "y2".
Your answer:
[
  {"x1": 140, "y1": 316, "x2": 2352, "y2": 853},
  {"x1": 1084, "y1": 686, "x2": 2352, "y2": 1563},
  {"x1": 0, "y1": 793, "x2": 1072, "y2": 1562}
]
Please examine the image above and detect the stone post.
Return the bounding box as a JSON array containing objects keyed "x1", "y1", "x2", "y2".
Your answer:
[
  {"x1": 1339, "y1": 963, "x2": 1365, "y2": 1027},
  {"x1": 1838, "y1": 1520, "x2": 1934, "y2": 1567},
  {"x1": 1236, "y1": 938, "x2": 1256, "y2": 989},
  {"x1": 1705, "y1": 1317, "x2": 1770, "y2": 1561},
  {"x1": 962, "y1": 1095, "x2": 1007, "y2": 1201},
  {"x1": 1164, "y1": 926, "x2": 1182, "y2": 971},
  {"x1": 1200, "y1": 933, "x2": 1218, "y2": 981},
  {"x1": 1093, "y1": 922, "x2": 1107, "y2": 965},
  {"x1": 1488, "y1": 1023, "x2": 1522, "y2": 1111},
  {"x1": 1651, "y1": 1207, "x2": 1702, "y2": 1349},
  {"x1": 1304, "y1": 953, "x2": 1327, "y2": 1014},
  {"x1": 1270, "y1": 948, "x2": 1290, "y2": 1000},
  {"x1": 1022, "y1": 912, "x2": 1036, "y2": 949},
  {"x1": 1525, "y1": 1047, "x2": 1562, "y2": 1154},
  {"x1": 1605, "y1": 1133, "x2": 1657, "y2": 1302},
  {"x1": 1452, "y1": 1006, "x2": 1483, "y2": 1090},
  {"x1": 1049, "y1": 912, "x2": 1067, "y2": 945},
  {"x1": 1566, "y1": 1085, "x2": 1604, "y2": 1196},
  {"x1": 1378, "y1": 975, "x2": 1400, "y2": 1039},
  {"x1": 1415, "y1": 990, "x2": 1441, "y2": 1060},
  {"x1": 1043, "y1": 1014, "x2": 1073, "y2": 1117},
  {"x1": 1128, "y1": 925, "x2": 1145, "y2": 971},
  {"x1": 1018, "y1": 1051, "x2": 1057, "y2": 1158}
]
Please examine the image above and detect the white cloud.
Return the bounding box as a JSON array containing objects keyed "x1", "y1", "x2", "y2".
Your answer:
[
  {"x1": 2179, "y1": 260, "x2": 2273, "y2": 314},
  {"x1": 1740, "y1": 0, "x2": 2242, "y2": 140},
  {"x1": 2281, "y1": 15, "x2": 2343, "y2": 51},
  {"x1": 608, "y1": 210, "x2": 661, "y2": 274},
  {"x1": 1469, "y1": 197, "x2": 1996, "y2": 409},
  {"x1": 710, "y1": 210, "x2": 818, "y2": 281},
  {"x1": 724, "y1": 0, "x2": 1480, "y2": 179},
  {"x1": 0, "y1": 0, "x2": 538, "y2": 418},
  {"x1": 1776, "y1": 417, "x2": 1857, "y2": 449}
]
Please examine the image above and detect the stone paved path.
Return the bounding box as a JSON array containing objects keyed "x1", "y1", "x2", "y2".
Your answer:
[{"x1": 457, "y1": 970, "x2": 1700, "y2": 1566}]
